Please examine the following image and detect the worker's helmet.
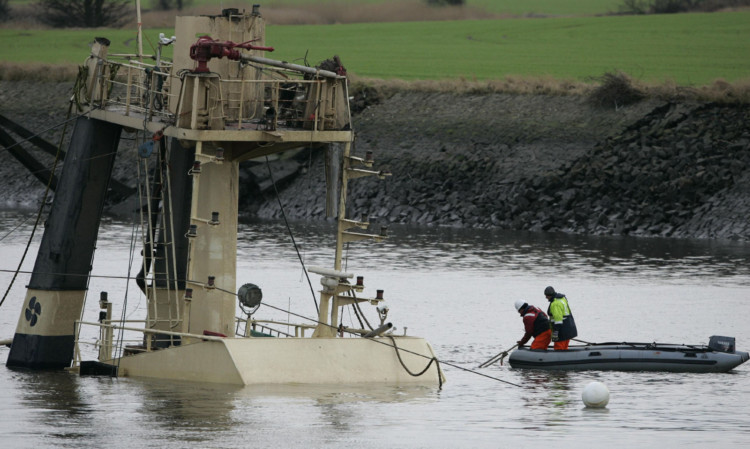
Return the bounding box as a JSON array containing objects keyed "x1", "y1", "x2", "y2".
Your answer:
[
  {"x1": 514, "y1": 300, "x2": 528, "y2": 312},
  {"x1": 544, "y1": 286, "x2": 556, "y2": 297}
]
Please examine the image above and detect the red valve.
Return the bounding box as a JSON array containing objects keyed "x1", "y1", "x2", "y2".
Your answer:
[{"x1": 189, "y1": 36, "x2": 274, "y2": 73}]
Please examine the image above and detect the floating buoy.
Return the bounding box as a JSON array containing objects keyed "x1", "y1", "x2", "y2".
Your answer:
[{"x1": 582, "y1": 381, "x2": 610, "y2": 408}]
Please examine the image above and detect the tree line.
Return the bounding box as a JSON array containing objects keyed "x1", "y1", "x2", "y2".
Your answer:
[
  {"x1": 0, "y1": 0, "x2": 189, "y2": 26},
  {"x1": 0, "y1": 0, "x2": 748, "y2": 27},
  {"x1": 619, "y1": 0, "x2": 750, "y2": 14}
]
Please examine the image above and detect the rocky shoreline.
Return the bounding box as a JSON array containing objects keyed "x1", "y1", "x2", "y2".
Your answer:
[
  {"x1": 1, "y1": 81, "x2": 749, "y2": 241},
  {"x1": 252, "y1": 91, "x2": 750, "y2": 241}
]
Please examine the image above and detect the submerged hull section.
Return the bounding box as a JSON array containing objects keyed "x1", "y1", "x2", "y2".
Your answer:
[
  {"x1": 508, "y1": 343, "x2": 750, "y2": 373},
  {"x1": 114, "y1": 337, "x2": 444, "y2": 385},
  {"x1": 7, "y1": 118, "x2": 121, "y2": 370}
]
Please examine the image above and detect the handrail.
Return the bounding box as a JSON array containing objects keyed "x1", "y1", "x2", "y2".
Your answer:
[
  {"x1": 234, "y1": 316, "x2": 316, "y2": 338},
  {"x1": 87, "y1": 57, "x2": 348, "y2": 132},
  {"x1": 77, "y1": 320, "x2": 226, "y2": 342},
  {"x1": 251, "y1": 323, "x2": 295, "y2": 338},
  {"x1": 250, "y1": 318, "x2": 316, "y2": 329}
]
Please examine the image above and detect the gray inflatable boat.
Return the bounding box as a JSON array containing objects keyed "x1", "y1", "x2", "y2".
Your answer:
[{"x1": 508, "y1": 336, "x2": 749, "y2": 373}]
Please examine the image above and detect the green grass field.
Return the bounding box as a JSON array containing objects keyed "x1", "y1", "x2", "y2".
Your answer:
[
  {"x1": 266, "y1": 11, "x2": 750, "y2": 84},
  {"x1": 471, "y1": 0, "x2": 622, "y2": 16},
  {"x1": 1, "y1": 10, "x2": 748, "y2": 85}
]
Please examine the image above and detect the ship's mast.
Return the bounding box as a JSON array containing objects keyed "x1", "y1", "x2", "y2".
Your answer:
[{"x1": 136, "y1": 0, "x2": 143, "y2": 62}]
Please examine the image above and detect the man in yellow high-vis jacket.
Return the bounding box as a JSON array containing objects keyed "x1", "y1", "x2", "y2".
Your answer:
[{"x1": 544, "y1": 286, "x2": 578, "y2": 350}]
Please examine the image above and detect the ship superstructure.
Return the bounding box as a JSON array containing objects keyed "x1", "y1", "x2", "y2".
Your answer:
[{"x1": 6, "y1": 7, "x2": 444, "y2": 386}]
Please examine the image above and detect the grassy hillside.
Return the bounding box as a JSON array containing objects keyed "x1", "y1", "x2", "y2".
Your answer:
[{"x1": 2, "y1": 10, "x2": 748, "y2": 85}]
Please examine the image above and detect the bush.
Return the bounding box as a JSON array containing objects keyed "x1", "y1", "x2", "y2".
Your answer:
[
  {"x1": 0, "y1": 0, "x2": 10, "y2": 22},
  {"x1": 151, "y1": 0, "x2": 191, "y2": 11},
  {"x1": 38, "y1": 0, "x2": 130, "y2": 28},
  {"x1": 619, "y1": 0, "x2": 750, "y2": 14},
  {"x1": 588, "y1": 71, "x2": 645, "y2": 108},
  {"x1": 426, "y1": 0, "x2": 466, "y2": 6}
]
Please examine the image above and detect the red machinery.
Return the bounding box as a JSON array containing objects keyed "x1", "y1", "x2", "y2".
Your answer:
[{"x1": 189, "y1": 36, "x2": 274, "y2": 73}]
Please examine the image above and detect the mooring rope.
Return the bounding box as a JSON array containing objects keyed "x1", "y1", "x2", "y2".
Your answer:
[
  {"x1": 387, "y1": 335, "x2": 443, "y2": 388},
  {"x1": 210, "y1": 285, "x2": 522, "y2": 388}
]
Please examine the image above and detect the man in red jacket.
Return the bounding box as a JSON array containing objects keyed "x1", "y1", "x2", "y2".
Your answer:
[{"x1": 514, "y1": 300, "x2": 552, "y2": 350}]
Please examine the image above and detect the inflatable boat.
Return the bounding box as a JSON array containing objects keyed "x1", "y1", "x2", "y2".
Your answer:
[{"x1": 508, "y1": 336, "x2": 749, "y2": 373}]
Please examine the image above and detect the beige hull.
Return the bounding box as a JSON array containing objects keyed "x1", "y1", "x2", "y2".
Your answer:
[{"x1": 115, "y1": 336, "x2": 445, "y2": 386}]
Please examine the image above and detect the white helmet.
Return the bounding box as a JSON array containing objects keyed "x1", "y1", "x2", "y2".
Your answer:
[{"x1": 514, "y1": 300, "x2": 527, "y2": 312}]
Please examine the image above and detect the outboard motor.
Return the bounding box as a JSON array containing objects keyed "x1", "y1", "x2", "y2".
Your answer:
[{"x1": 708, "y1": 335, "x2": 735, "y2": 353}]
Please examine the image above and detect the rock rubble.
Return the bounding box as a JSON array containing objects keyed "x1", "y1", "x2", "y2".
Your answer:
[{"x1": 252, "y1": 92, "x2": 750, "y2": 241}]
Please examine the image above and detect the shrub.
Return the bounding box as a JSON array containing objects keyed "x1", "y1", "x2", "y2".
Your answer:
[
  {"x1": 588, "y1": 71, "x2": 645, "y2": 108},
  {"x1": 0, "y1": 0, "x2": 10, "y2": 22},
  {"x1": 38, "y1": 0, "x2": 130, "y2": 28},
  {"x1": 151, "y1": 0, "x2": 191, "y2": 11},
  {"x1": 619, "y1": 0, "x2": 750, "y2": 14},
  {"x1": 426, "y1": 0, "x2": 466, "y2": 6}
]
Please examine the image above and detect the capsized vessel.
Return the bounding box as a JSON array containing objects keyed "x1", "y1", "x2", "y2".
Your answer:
[
  {"x1": 5, "y1": 6, "x2": 444, "y2": 386},
  {"x1": 508, "y1": 336, "x2": 749, "y2": 373}
]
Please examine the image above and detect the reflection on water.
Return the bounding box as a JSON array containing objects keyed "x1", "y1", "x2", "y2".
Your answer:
[
  {"x1": 129, "y1": 379, "x2": 242, "y2": 441},
  {"x1": 236, "y1": 217, "x2": 750, "y2": 286},
  {"x1": 2, "y1": 211, "x2": 749, "y2": 286}
]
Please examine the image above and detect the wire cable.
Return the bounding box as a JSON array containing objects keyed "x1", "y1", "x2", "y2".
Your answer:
[
  {"x1": 0, "y1": 102, "x2": 75, "y2": 309},
  {"x1": 0, "y1": 113, "x2": 86, "y2": 155},
  {"x1": 0, "y1": 264, "x2": 522, "y2": 388},
  {"x1": 264, "y1": 155, "x2": 319, "y2": 314},
  {"x1": 0, "y1": 213, "x2": 35, "y2": 242}
]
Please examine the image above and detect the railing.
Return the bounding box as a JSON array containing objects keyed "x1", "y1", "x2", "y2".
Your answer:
[
  {"x1": 84, "y1": 56, "x2": 350, "y2": 133},
  {"x1": 72, "y1": 317, "x2": 319, "y2": 366},
  {"x1": 72, "y1": 319, "x2": 226, "y2": 366},
  {"x1": 106, "y1": 59, "x2": 176, "y2": 120},
  {"x1": 234, "y1": 317, "x2": 316, "y2": 338}
]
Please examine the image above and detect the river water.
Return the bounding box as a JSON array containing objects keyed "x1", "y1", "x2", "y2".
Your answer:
[{"x1": 0, "y1": 210, "x2": 748, "y2": 448}]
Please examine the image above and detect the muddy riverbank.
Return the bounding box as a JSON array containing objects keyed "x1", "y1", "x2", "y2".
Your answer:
[{"x1": 1, "y1": 81, "x2": 748, "y2": 241}]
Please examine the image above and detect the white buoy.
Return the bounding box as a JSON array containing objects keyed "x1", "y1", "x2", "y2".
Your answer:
[{"x1": 582, "y1": 381, "x2": 610, "y2": 408}]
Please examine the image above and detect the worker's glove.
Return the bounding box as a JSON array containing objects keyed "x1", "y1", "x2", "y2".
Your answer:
[
  {"x1": 516, "y1": 341, "x2": 525, "y2": 348},
  {"x1": 551, "y1": 331, "x2": 559, "y2": 342}
]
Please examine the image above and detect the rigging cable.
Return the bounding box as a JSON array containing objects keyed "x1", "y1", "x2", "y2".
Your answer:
[
  {"x1": 0, "y1": 103, "x2": 75, "y2": 309},
  {"x1": 246, "y1": 287, "x2": 520, "y2": 388},
  {"x1": 115, "y1": 210, "x2": 141, "y2": 371},
  {"x1": 0, "y1": 113, "x2": 84, "y2": 156},
  {"x1": 114, "y1": 133, "x2": 151, "y2": 374},
  {"x1": 217, "y1": 285, "x2": 519, "y2": 388},
  {"x1": 0, "y1": 266, "x2": 522, "y2": 388},
  {"x1": 0, "y1": 213, "x2": 35, "y2": 242},
  {"x1": 264, "y1": 155, "x2": 319, "y2": 314}
]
